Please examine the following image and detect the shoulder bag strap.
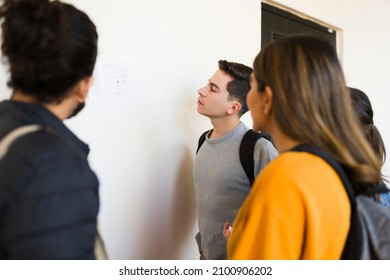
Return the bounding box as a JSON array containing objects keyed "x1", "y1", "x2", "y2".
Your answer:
[
  {"x1": 291, "y1": 143, "x2": 362, "y2": 259},
  {"x1": 0, "y1": 124, "x2": 41, "y2": 160}
]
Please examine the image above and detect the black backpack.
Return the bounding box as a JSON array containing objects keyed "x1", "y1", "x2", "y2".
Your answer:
[
  {"x1": 292, "y1": 144, "x2": 390, "y2": 259},
  {"x1": 196, "y1": 129, "x2": 271, "y2": 186}
]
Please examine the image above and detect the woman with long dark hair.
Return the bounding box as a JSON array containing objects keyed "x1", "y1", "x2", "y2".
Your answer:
[{"x1": 228, "y1": 36, "x2": 382, "y2": 259}]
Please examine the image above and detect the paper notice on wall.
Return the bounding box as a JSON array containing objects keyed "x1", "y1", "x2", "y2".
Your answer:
[{"x1": 87, "y1": 54, "x2": 132, "y2": 110}]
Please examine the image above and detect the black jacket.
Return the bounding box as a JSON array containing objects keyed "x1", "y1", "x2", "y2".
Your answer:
[{"x1": 0, "y1": 100, "x2": 99, "y2": 259}]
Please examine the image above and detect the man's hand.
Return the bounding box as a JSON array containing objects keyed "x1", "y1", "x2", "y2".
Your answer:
[{"x1": 223, "y1": 222, "x2": 232, "y2": 240}]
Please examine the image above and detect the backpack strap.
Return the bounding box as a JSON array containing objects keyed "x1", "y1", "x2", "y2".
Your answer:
[
  {"x1": 240, "y1": 129, "x2": 270, "y2": 186},
  {"x1": 291, "y1": 143, "x2": 362, "y2": 259},
  {"x1": 196, "y1": 130, "x2": 211, "y2": 154}
]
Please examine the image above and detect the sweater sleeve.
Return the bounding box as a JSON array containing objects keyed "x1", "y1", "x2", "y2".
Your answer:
[{"x1": 253, "y1": 138, "x2": 279, "y2": 178}]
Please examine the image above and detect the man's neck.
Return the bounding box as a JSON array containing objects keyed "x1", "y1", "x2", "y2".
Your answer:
[
  {"x1": 11, "y1": 91, "x2": 36, "y2": 103},
  {"x1": 209, "y1": 117, "x2": 241, "y2": 139},
  {"x1": 11, "y1": 91, "x2": 68, "y2": 121}
]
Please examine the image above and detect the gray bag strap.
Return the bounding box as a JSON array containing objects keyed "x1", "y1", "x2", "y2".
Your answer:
[
  {"x1": 0, "y1": 124, "x2": 41, "y2": 160},
  {"x1": 95, "y1": 226, "x2": 109, "y2": 260}
]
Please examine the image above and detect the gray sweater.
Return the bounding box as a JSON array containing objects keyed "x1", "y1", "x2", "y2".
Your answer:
[{"x1": 194, "y1": 122, "x2": 278, "y2": 259}]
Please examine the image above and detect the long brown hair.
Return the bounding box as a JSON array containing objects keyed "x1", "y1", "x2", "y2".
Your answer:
[{"x1": 253, "y1": 35, "x2": 381, "y2": 190}]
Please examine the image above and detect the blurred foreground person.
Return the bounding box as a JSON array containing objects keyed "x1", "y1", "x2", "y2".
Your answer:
[{"x1": 0, "y1": 0, "x2": 99, "y2": 259}]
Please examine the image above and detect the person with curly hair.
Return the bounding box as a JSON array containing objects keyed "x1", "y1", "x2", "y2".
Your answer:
[{"x1": 0, "y1": 0, "x2": 99, "y2": 259}]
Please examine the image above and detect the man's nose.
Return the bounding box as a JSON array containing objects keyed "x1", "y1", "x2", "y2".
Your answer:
[{"x1": 198, "y1": 86, "x2": 207, "y2": 96}]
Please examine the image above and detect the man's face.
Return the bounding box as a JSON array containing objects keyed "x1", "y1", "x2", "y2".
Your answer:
[{"x1": 197, "y1": 69, "x2": 233, "y2": 118}]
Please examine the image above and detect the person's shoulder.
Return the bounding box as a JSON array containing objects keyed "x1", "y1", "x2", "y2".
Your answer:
[
  {"x1": 255, "y1": 136, "x2": 273, "y2": 147},
  {"x1": 257, "y1": 151, "x2": 344, "y2": 200},
  {"x1": 254, "y1": 135, "x2": 278, "y2": 156},
  {"x1": 270, "y1": 151, "x2": 337, "y2": 176},
  {"x1": 11, "y1": 129, "x2": 80, "y2": 162},
  {"x1": 271, "y1": 150, "x2": 334, "y2": 169}
]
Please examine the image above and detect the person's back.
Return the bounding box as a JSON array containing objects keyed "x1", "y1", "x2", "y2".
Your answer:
[
  {"x1": 194, "y1": 60, "x2": 278, "y2": 259},
  {"x1": 0, "y1": 0, "x2": 99, "y2": 259},
  {"x1": 228, "y1": 151, "x2": 350, "y2": 259}
]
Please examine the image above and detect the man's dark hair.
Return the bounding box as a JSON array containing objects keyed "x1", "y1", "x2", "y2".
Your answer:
[
  {"x1": 0, "y1": 0, "x2": 98, "y2": 103},
  {"x1": 218, "y1": 59, "x2": 253, "y2": 117}
]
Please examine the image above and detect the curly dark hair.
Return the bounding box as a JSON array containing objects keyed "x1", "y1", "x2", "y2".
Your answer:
[{"x1": 0, "y1": 0, "x2": 98, "y2": 103}]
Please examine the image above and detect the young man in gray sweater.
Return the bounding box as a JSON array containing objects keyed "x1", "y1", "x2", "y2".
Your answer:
[{"x1": 194, "y1": 60, "x2": 278, "y2": 259}]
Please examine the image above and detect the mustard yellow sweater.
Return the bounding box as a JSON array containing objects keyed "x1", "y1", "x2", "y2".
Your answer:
[{"x1": 228, "y1": 151, "x2": 351, "y2": 260}]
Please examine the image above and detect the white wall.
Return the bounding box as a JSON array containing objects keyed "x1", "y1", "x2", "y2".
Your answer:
[
  {"x1": 0, "y1": 0, "x2": 389, "y2": 259},
  {"x1": 67, "y1": 0, "x2": 261, "y2": 259}
]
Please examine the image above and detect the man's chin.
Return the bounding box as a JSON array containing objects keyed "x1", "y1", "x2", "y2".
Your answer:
[{"x1": 197, "y1": 106, "x2": 206, "y2": 115}]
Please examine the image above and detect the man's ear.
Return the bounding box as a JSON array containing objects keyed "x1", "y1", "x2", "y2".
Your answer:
[
  {"x1": 263, "y1": 86, "x2": 273, "y2": 115},
  {"x1": 227, "y1": 100, "x2": 242, "y2": 115},
  {"x1": 75, "y1": 76, "x2": 94, "y2": 102}
]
